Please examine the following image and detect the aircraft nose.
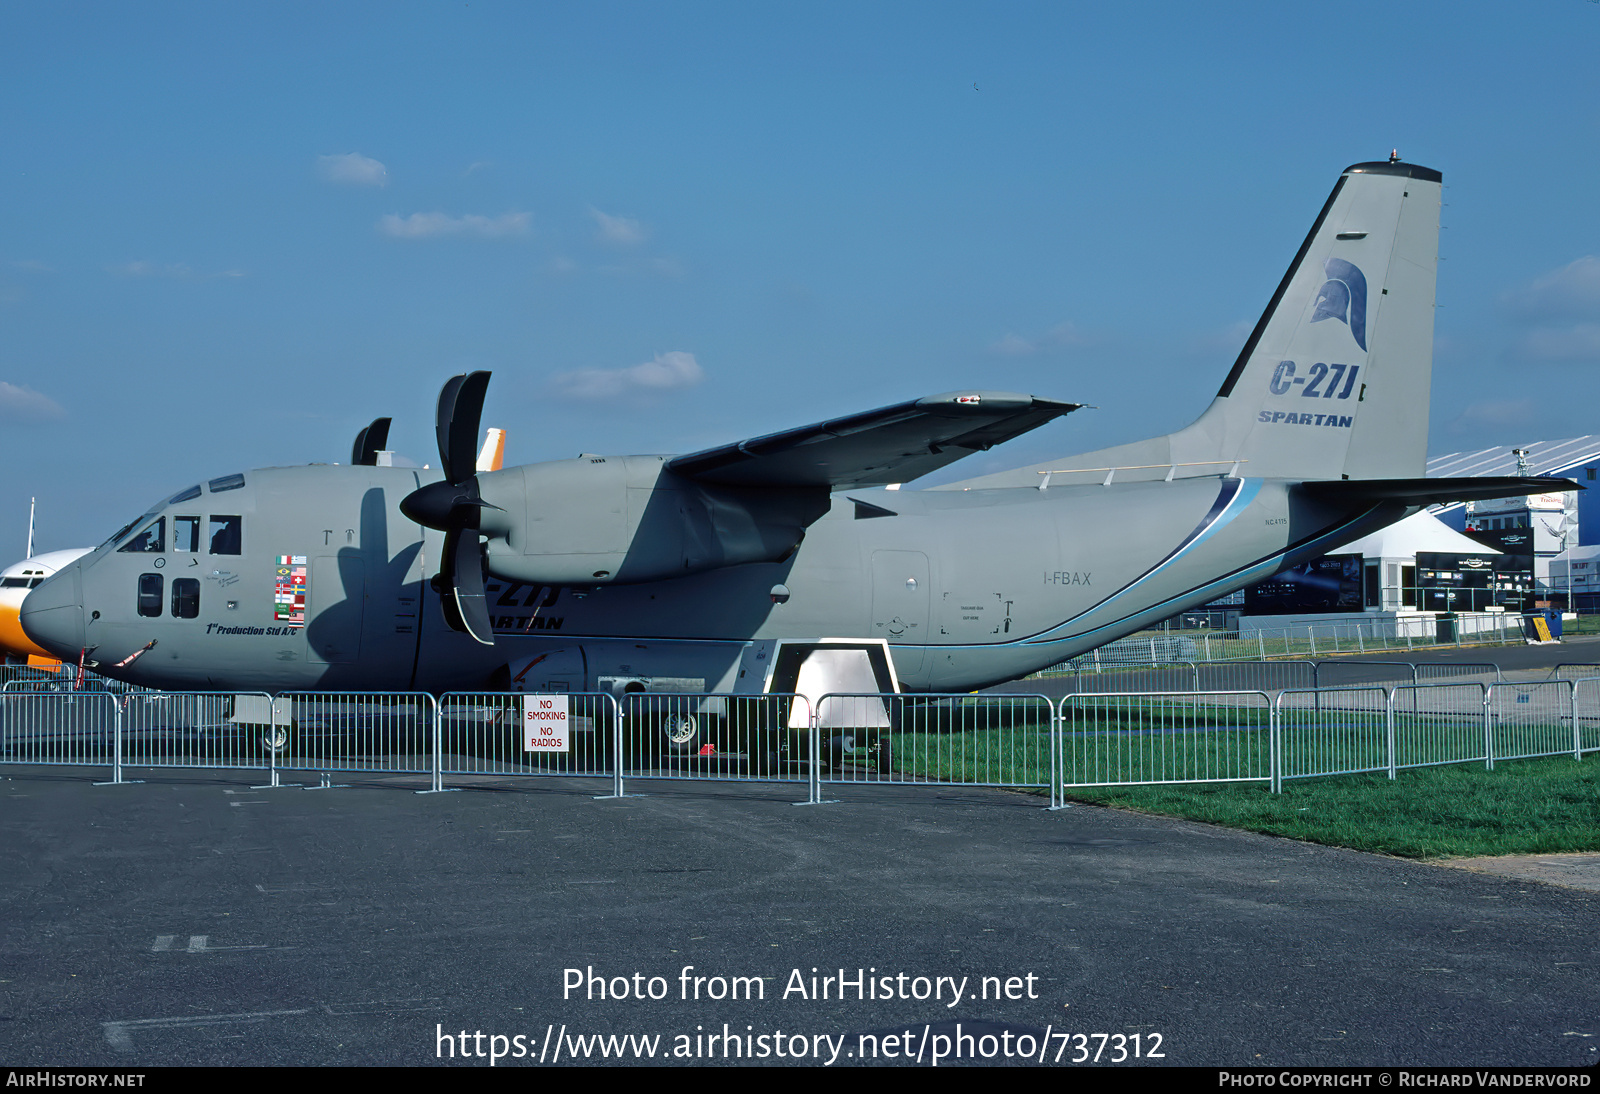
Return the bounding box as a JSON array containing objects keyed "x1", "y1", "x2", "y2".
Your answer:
[{"x1": 20, "y1": 564, "x2": 86, "y2": 657}]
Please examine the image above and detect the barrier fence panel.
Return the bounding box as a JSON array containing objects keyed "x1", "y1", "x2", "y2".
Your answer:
[
  {"x1": 1572, "y1": 679, "x2": 1600, "y2": 758},
  {"x1": 1388, "y1": 684, "x2": 1489, "y2": 773},
  {"x1": 0, "y1": 690, "x2": 119, "y2": 767},
  {"x1": 1552, "y1": 664, "x2": 1600, "y2": 684},
  {"x1": 1312, "y1": 661, "x2": 1416, "y2": 690},
  {"x1": 1418, "y1": 663, "x2": 1502, "y2": 685},
  {"x1": 618, "y1": 693, "x2": 805, "y2": 785},
  {"x1": 1487, "y1": 681, "x2": 1575, "y2": 765},
  {"x1": 1197, "y1": 660, "x2": 1315, "y2": 694},
  {"x1": 269, "y1": 692, "x2": 438, "y2": 778},
  {"x1": 1057, "y1": 691, "x2": 1272, "y2": 788},
  {"x1": 437, "y1": 692, "x2": 619, "y2": 782},
  {"x1": 113, "y1": 692, "x2": 275, "y2": 771},
  {"x1": 1057, "y1": 662, "x2": 1199, "y2": 694},
  {"x1": 813, "y1": 693, "x2": 1054, "y2": 788},
  {"x1": 1274, "y1": 687, "x2": 1391, "y2": 785}
]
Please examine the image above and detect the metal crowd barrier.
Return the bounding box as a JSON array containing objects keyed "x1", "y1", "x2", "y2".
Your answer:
[
  {"x1": 6, "y1": 679, "x2": 1593, "y2": 804},
  {"x1": 814, "y1": 692, "x2": 1055, "y2": 789},
  {"x1": 1056, "y1": 691, "x2": 1273, "y2": 790},
  {"x1": 1274, "y1": 687, "x2": 1391, "y2": 787}
]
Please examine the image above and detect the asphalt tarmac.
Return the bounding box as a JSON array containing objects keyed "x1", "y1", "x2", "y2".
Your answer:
[
  {"x1": 2, "y1": 763, "x2": 1597, "y2": 1068},
  {"x1": 3, "y1": 636, "x2": 1597, "y2": 1068}
]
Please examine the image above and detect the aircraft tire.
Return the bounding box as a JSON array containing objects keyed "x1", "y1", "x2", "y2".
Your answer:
[
  {"x1": 258, "y1": 723, "x2": 293, "y2": 758},
  {"x1": 658, "y1": 712, "x2": 699, "y2": 758},
  {"x1": 872, "y1": 735, "x2": 894, "y2": 778}
]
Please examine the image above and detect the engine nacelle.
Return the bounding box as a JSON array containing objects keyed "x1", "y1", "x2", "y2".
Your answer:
[{"x1": 474, "y1": 456, "x2": 828, "y2": 586}]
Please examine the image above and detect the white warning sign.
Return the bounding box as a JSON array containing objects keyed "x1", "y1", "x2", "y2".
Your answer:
[{"x1": 522, "y1": 694, "x2": 570, "y2": 752}]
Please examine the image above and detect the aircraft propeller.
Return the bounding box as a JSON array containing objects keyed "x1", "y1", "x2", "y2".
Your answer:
[{"x1": 398, "y1": 371, "x2": 498, "y2": 645}]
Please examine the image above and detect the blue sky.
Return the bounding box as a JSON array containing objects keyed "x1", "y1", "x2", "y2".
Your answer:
[{"x1": 2, "y1": 1, "x2": 1598, "y2": 558}]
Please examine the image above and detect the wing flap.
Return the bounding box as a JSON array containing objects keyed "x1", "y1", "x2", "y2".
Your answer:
[{"x1": 668, "y1": 391, "x2": 1083, "y2": 488}]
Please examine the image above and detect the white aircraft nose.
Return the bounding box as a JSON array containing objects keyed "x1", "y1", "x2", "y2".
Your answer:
[{"x1": 19, "y1": 566, "x2": 85, "y2": 657}]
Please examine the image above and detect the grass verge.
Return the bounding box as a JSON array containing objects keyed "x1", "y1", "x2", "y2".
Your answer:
[{"x1": 1058, "y1": 757, "x2": 1600, "y2": 859}]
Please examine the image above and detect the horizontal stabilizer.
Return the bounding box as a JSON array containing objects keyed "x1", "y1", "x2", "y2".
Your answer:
[
  {"x1": 668, "y1": 391, "x2": 1082, "y2": 488},
  {"x1": 1300, "y1": 476, "x2": 1582, "y2": 508}
]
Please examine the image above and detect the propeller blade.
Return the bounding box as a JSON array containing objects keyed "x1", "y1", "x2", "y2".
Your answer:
[
  {"x1": 351, "y1": 417, "x2": 392, "y2": 466},
  {"x1": 436, "y1": 371, "x2": 491, "y2": 484},
  {"x1": 438, "y1": 528, "x2": 494, "y2": 645}
]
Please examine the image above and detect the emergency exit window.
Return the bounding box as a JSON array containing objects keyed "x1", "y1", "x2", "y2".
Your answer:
[
  {"x1": 209, "y1": 516, "x2": 242, "y2": 555},
  {"x1": 173, "y1": 516, "x2": 199, "y2": 552},
  {"x1": 138, "y1": 573, "x2": 163, "y2": 617}
]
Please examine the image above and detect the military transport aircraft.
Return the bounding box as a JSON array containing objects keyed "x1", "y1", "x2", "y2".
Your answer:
[{"x1": 20, "y1": 158, "x2": 1572, "y2": 700}]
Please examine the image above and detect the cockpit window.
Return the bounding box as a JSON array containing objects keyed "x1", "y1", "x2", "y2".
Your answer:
[
  {"x1": 208, "y1": 473, "x2": 246, "y2": 493},
  {"x1": 168, "y1": 485, "x2": 202, "y2": 504},
  {"x1": 0, "y1": 577, "x2": 32, "y2": 589},
  {"x1": 209, "y1": 515, "x2": 242, "y2": 555},
  {"x1": 118, "y1": 517, "x2": 166, "y2": 553},
  {"x1": 100, "y1": 504, "x2": 164, "y2": 550},
  {"x1": 173, "y1": 516, "x2": 200, "y2": 552}
]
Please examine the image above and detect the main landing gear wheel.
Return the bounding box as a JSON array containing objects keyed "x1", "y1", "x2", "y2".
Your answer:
[
  {"x1": 660, "y1": 713, "x2": 699, "y2": 756},
  {"x1": 259, "y1": 724, "x2": 293, "y2": 757}
]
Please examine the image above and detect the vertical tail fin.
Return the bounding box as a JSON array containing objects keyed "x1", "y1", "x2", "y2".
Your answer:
[{"x1": 1172, "y1": 159, "x2": 1442, "y2": 480}]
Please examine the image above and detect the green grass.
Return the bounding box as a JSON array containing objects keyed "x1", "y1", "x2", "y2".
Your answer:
[
  {"x1": 1059, "y1": 757, "x2": 1600, "y2": 859},
  {"x1": 877, "y1": 700, "x2": 1600, "y2": 858}
]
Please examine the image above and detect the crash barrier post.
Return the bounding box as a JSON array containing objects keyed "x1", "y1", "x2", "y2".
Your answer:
[
  {"x1": 811, "y1": 693, "x2": 1056, "y2": 792},
  {"x1": 434, "y1": 692, "x2": 623, "y2": 796},
  {"x1": 1486, "y1": 680, "x2": 1576, "y2": 767},
  {"x1": 265, "y1": 692, "x2": 438, "y2": 787},
  {"x1": 1056, "y1": 691, "x2": 1273, "y2": 791},
  {"x1": 616, "y1": 693, "x2": 810, "y2": 798},
  {"x1": 1272, "y1": 687, "x2": 1391, "y2": 787},
  {"x1": 1387, "y1": 683, "x2": 1490, "y2": 773}
]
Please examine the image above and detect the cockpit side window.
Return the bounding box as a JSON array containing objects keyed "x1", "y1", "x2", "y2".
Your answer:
[
  {"x1": 118, "y1": 517, "x2": 166, "y2": 553},
  {"x1": 173, "y1": 516, "x2": 200, "y2": 552},
  {"x1": 209, "y1": 516, "x2": 242, "y2": 555}
]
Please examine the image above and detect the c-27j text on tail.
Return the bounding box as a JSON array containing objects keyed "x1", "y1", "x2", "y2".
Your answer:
[{"x1": 21, "y1": 159, "x2": 1571, "y2": 700}]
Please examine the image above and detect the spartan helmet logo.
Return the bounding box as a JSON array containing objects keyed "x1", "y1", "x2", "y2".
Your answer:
[{"x1": 1311, "y1": 257, "x2": 1368, "y2": 352}]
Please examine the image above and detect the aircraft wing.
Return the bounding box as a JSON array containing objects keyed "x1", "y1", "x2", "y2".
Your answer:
[{"x1": 667, "y1": 391, "x2": 1083, "y2": 489}]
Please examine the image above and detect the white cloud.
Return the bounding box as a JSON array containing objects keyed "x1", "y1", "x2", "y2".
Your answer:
[
  {"x1": 1511, "y1": 323, "x2": 1600, "y2": 364},
  {"x1": 318, "y1": 152, "x2": 389, "y2": 187},
  {"x1": 105, "y1": 261, "x2": 246, "y2": 280},
  {"x1": 589, "y1": 206, "x2": 647, "y2": 246},
  {"x1": 551, "y1": 351, "x2": 704, "y2": 400},
  {"x1": 0, "y1": 381, "x2": 65, "y2": 423},
  {"x1": 1503, "y1": 256, "x2": 1600, "y2": 320},
  {"x1": 988, "y1": 321, "x2": 1088, "y2": 356},
  {"x1": 378, "y1": 212, "x2": 531, "y2": 239}
]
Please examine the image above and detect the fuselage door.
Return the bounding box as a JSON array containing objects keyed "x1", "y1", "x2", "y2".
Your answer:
[{"x1": 871, "y1": 549, "x2": 929, "y2": 676}]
